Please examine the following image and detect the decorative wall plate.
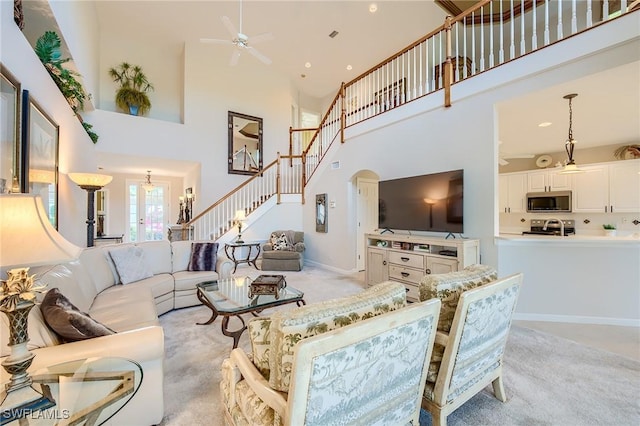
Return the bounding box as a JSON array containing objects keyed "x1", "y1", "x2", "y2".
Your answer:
[{"x1": 536, "y1": 154, "x2": 553, "y2": 168}]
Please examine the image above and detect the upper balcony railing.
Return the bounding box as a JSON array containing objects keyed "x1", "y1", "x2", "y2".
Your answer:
[{"x1": 188, "y1": 0, "x2": 637, "y2": 241}]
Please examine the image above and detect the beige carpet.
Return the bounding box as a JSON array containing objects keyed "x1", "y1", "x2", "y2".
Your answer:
[{"x1": 158, "y1": 266, "x2": 640, "y2": 426}]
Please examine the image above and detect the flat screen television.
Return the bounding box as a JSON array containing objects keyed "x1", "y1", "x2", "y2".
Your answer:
[{"x1": 378, "y1": 169, "x2": 463, "y2": 233}]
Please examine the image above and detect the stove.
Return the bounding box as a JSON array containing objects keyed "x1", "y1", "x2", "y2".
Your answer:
[{"x1": 522, "y1": 219, "x2": 575, "y2": 236}]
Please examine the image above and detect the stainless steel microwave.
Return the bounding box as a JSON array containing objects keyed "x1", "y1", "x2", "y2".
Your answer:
[{"x1": 526, "y1": 191, "x2": 572, "y2": 213}]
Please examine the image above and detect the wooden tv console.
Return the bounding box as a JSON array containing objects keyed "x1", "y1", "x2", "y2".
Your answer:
[{"x1": 365, "y1": 233, "x2": 480, "y2": 301}]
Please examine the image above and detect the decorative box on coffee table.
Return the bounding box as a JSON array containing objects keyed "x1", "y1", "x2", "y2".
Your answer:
[{"x1": 249, "y1": 274, "x2": 286, "y2": 299}]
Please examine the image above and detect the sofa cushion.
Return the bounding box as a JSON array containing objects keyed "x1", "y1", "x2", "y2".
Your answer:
[
  {"x1": 108, "y1": 245, "x2": 154, "y2": 285},
  {"x1": 266, "y1": 281, "x2": 407, "y2": 392},
  {"x1": 79, "y1": 246, "x2": 118, "y2": 293},
  {"x1": 173, "y1": 270, "x2": 219, "y2": 292},
  {"x1": 34, "y1": 263, "x2": 95, "y2": 313},
  {"x1": 41, "y1": 288, "x2": 115, "y2": 342},
  {"x1": 136, "y1": 241, "x2": 172, "y2": 275},
  {"x1": 90, "y1": 286, "x2": 160, "y2": 332},
  {"x1": 188, "y1": 242, "x2": 218, "y2": 271},
  {"x1": 419, "y1": 264, "x2": 497, "y2": 333}
]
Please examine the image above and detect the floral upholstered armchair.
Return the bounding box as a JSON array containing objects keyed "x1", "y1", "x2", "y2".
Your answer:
[
  {"x1": 220, "y1": 281, "x2": 442, "y2": 425},
  {"x1": 418, "y1": 265, "x2": 523, "y2": 426},
  {"x1": 260, "y1": 230, "x2": 305, "y2": 271}
]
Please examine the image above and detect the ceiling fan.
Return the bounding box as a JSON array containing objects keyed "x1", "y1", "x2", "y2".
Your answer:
[{"x1": 200, "y1": 0, "x2": 273, "y2": 66}]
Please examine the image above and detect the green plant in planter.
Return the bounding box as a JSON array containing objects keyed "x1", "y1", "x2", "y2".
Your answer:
[
  {"x1": 34, "y1": 31, "x2": 99, "y2": 144},
  {"x1": 108, "y1": 62, "x2": 154, "y2": 116},
  {"x1": 602, "y1": 224, "x2": 616, "y2": 230}
]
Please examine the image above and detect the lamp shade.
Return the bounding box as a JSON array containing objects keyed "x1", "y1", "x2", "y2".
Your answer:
[
  {"x1": 0, "y1": 194, "x2": 81, "y2": 270},
  {"x1": 68, "y1": 173, "x2": 113, "y2": 189}
]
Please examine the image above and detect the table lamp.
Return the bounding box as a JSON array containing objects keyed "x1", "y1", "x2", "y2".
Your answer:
[
  {"x1": 234, "y1": 210, "x2": 246, "y2": 243},
  {"x1": 68, "y1": 173, "x2": 113, "y2": 247},
  {"x1": 0, "y1": 194, "x2": 81, "y2": 422}
]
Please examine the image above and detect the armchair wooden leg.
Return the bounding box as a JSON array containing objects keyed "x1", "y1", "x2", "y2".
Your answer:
[
  {"x1": 492, "y1": 375, "x2": 507, "y2": 402},
  {"x1": 432, "y1": 410, "x2": 447, "y2": 426}
]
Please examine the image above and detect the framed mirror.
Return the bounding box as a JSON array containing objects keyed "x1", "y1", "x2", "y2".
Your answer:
[{"x1": 228, "y1": 111, "x2": 263, "y2": 175}]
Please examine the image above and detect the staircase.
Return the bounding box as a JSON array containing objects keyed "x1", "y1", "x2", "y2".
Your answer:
[{"x1": 186, "y1": 0, "x2": 635, "y2": 241}]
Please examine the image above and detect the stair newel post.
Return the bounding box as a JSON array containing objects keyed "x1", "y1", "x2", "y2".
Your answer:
[
  {"x1": 444, "y1": 15, "x2": 453, "y2": 107},
  {"x1": 340, "y1": 82, "x2": 346, "y2": 143},
  {"x1": 276, "y1": 152, "x2": 282, "y2": 204},
  {"x1": 288, "y1": 126, "x2": 293, "y2": 161}
]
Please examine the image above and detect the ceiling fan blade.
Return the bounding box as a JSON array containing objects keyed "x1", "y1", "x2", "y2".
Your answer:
[
  {"x1": 200, "y1": 38, "x2": 234, "y2": 45},
  {"x1": 499, "y1": 158, "x2": 509, "y2": 166},
  {"x1": 247, "y1": 47, "x2": 272, "y2": 65},
  {"x1": 248, "y1": 32, "x2": 274, "y2": 44},
  {"x1": 230, "y1": 49, "x2": 241, "y2": 66},
  {"x1": 221, "y1": 16, "x2": 238, "y2": 38}
]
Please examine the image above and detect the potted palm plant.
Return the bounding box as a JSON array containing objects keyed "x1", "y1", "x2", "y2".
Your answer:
[{"x1": 108, "y1": 62, "x2": 154, "y2": 116}]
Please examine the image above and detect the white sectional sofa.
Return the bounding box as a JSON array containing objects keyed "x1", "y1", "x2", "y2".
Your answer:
[{"x1": 0, "y1": 240, "x2": 233, "y2": 425}]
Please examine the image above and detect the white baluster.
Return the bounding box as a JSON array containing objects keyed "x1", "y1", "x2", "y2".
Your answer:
[
  {"x1": 463, "y1": 18, "x2": 468, "y2": 77},
  {"x1": 571, "y1": 0, "x2": 577, "y2": 34},
  {"x1": 520, "y1": 0, "x2": 526, "y2": 55},
  {"x1": 544, "y1": 0, "x2": 550, "y2": 45},
  {"x1": 510, "y1": 0, "x2": 515, "y2": 59},
  {"x1": 499, "y1": 1, "x2": 505, "y2": 64},
  {"x1": 532, "y1": 0, "x2": 538, "y2": 50},
  {"x1": 587, "y1": 0, "x2": 593, "y2": 27},
  {"x1": 481, "y1": 7, "x2": 486, "y2": 71},
  {"x1": 472, "y1": 13, "x2": 476, "y2": 75},
  {"x1": 557, "y1": 0, "x2": 564, "y2": 39},
  {"x1": 489, "y1": 1, "x2": 494, "y2": 68}
]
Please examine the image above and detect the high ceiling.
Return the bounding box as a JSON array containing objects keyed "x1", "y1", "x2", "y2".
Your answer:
[{"x1": 19, "y1": 1, "x2": 639, "y2": 176}]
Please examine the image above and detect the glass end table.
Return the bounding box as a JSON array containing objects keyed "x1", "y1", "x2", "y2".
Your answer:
[
  {"x1": 196, "y1": 276, "x2": 306, "y2": 348},
  {"x1": 1, "y1": 357, "x2": 142, "y2": 425}
]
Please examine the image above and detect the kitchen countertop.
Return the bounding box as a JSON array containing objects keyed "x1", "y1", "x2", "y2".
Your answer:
[{"x1": 497, "y1": 232, "x2": 640, "y2": 246}]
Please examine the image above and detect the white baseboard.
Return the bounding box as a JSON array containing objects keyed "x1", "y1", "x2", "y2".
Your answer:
[
  {"x1": 513, "y1": 313, "x2": 640, "y2": 327},
  {"x1": 304, "y1": 259, "x2": 359, "y2": 276}
]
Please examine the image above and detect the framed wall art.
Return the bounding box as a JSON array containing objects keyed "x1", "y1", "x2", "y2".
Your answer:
[
  {"x1": 24, "y1": 92, "x2": 59, "y2": 228},
  {"x1": 0, "y1": 65, "x2": 22, "y2": 194},
  {"x1": 316, "y1": 193, "x2": 327, "y2": 233}
]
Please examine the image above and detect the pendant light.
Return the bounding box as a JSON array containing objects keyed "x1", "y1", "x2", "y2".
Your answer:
[
  {"x1": 141, "y1": 170, "x2": 155, "y2": 192},
  {"x1": 560, "y1": 93, "x2": 584, "y2": 174}
]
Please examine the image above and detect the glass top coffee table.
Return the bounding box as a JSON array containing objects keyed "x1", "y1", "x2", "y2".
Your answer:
[{"x1": 196, "y1": 276, "x2": 305, "y2": 348}]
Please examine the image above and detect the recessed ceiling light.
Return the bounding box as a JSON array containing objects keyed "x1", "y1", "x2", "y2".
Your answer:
[
  {"x1": 538, "y1": 122, "x2": 552, "y2": 127},
  {"x1": 346, "y1": 65, "x2": 353, "y2": 71},
  {"x1": 305, "y1": 62, "x2": 311, "y2": 68},
  {"x1": 369, "y1": 3, "x2": 378, "y2": 13}
]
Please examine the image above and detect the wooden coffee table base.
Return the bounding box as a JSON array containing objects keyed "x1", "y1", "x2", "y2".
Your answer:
[{"x1": 196, "y1": 286, "x2": 305, "y2": 348}]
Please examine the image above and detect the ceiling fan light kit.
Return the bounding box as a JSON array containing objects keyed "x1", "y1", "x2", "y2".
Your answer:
[{"x1": 200, "y1": 0, "x2": 273, "y2": 66}]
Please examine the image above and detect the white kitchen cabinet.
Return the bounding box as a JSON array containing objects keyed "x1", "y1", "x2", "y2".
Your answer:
[
  {"x1": 528, "y1": 169, "x2": 573, "y2": 192},
  {"x1": 499, "y1": 172, "x2": 527, "y2": 213},
  {"x1": 573, "y1": 160, "x2": 640, "y2": 213}
]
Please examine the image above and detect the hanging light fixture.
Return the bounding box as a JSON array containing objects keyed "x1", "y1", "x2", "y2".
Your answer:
[
  {"x1": 141, "y1": 170, "x2": 155, "y2": 192},
  {"x1": 560, "y1": 93, "x2": 584, "y2": 174}
]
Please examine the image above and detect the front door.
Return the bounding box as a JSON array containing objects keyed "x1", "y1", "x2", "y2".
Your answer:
[{"x1": 126, "y1": 180, "x2": 169, "y2": 242}]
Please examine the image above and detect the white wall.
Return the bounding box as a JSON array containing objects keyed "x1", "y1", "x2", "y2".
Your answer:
[{"x1": 1, "y1": 0, "x2": 98, "y2": 247}]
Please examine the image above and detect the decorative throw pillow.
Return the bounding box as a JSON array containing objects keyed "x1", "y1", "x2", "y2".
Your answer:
[
  {"x1": 270, "y1": 232, "x2": 290, "y2": 251},
  {"x1": 188, "y1": 242, "x2": 218, "y2": 271},
  {"x1": 108, "y1": 245, "x2": 154, "y2": 285},
  {"x1": 40, "y1": 288, "x2": 115, "y2": 342}
]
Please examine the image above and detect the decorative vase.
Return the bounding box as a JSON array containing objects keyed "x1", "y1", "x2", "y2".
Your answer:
[
  {"x1": 604, "y1": 229, "x2": 617, "y2": 237},
  {"x1": 1, "y1": 300, "x2": 36, "y2": 392},
  {"x1": 128, "y1": 105, "x2": 139, "y2": 116}
]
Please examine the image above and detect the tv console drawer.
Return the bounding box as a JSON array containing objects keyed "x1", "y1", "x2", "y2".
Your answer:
[
  {"x1": 389, "y1": 265, "x2": 423, "y2": 285},
  {"x1": 388, "y1": 251, "x2": 424, "y2": 269}
]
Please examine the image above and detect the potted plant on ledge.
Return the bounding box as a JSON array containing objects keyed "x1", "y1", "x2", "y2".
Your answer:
[{"x1": 108, "y1": 62, "x2": 154, "y2": 116}]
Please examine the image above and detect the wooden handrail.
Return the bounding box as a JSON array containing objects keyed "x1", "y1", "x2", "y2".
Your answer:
[
  {"x1": 302, "y1": 90, "x2": 342, "y2": 158},
  {"x1": 187, "y1": 158, "x2": 278, "y2": 225}
]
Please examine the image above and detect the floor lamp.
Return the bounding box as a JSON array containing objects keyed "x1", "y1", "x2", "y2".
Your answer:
[
  {"x1": 68, "y1": 173, "x2": 113, "y2": 247},
  {"x1": 0, "y1": 194, "x2": 81, "y2": 422}
]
